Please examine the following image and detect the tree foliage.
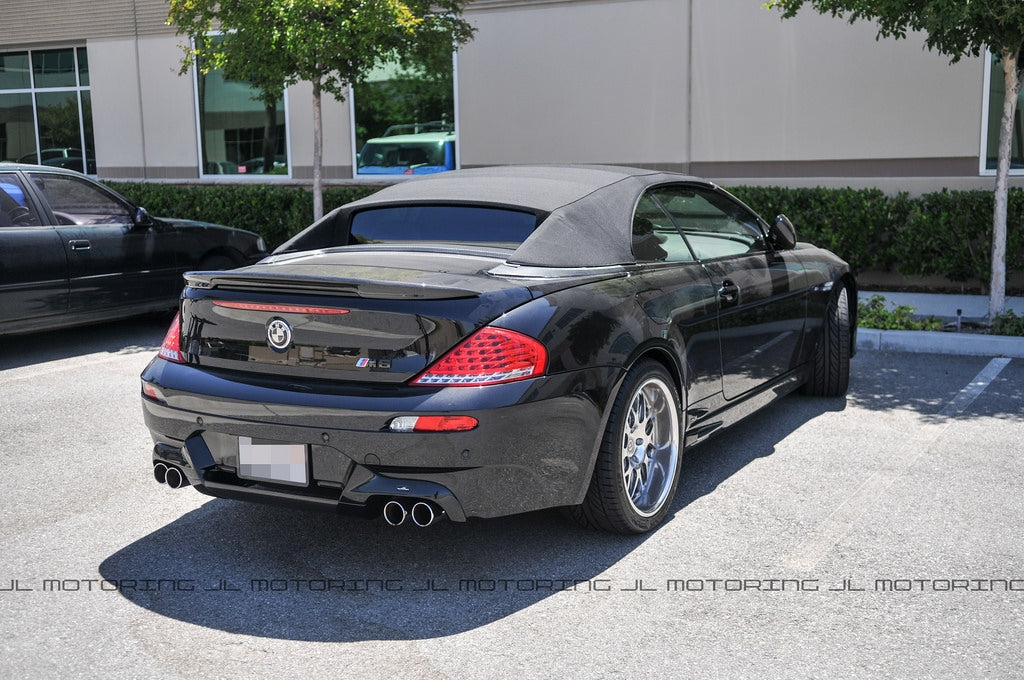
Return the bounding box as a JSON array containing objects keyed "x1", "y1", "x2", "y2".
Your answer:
[
  {"x1": 167, "y1": 0, "x2": 474, "y2": 219},
  {"x1": 764, "y1": 0, "x2": 1024, "y2": 316},
  {"x1": 765, "y1": 1, "x2": 1024, "y2": 62},
  {"x1": 170, "y1": 0, "x2": 473, "y2": 98}
]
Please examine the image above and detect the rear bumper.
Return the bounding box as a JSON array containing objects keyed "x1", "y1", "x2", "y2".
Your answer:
[
  {"x1": 153, "y1": 434, "x2": 470, "y2": 521},
  {"x1": 141, "y1": 358, "x2": 617, "y2": 520}
]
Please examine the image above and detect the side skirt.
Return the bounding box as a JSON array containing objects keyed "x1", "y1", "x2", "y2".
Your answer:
[{"x1": 683, "y1": 370, "x2": 805, "y2": 449}]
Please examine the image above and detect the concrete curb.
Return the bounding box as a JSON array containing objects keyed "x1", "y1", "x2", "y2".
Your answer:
[
  {"x1": 856, "y1": 290, "x2": 1024, "y2": 357},
  {"x1": 856, "y1": 328, "x2": 1024, "y2": 358}
]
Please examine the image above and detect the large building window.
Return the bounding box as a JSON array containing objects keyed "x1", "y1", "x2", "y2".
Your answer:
[
  {"x1": 983, "y1": 52, "x2": 1024, "y2": 173},
  {"x1": 0, "y1": 47, "x2": 94, "y2": 174},
  {"x1": 352, "y1": 56, "x2": 457, "y2": 177},
  {"x1": 195, "y1": 38, "x2": 288, "y2": 177}
]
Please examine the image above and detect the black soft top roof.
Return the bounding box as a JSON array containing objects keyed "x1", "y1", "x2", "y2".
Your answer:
[{"x1": 287, "y1": 165, "x2": 710, "y2": 267}]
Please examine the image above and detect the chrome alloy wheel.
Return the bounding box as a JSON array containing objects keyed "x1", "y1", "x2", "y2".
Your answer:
[{"x1": 620, "y1": 376, "x2": 680, "y2": 517}]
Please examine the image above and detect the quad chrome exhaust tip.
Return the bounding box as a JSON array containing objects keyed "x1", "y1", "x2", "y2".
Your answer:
[
  {"x1": 383, "y1": 500, "x2": 408, "y2": 526},
  {"x1": 410, "y1": 501, "x2": 440, "y2": 527},
  {"x1": 382, "y1": 500, "x2": 444, "y2": 527},
  {"x1": 153, "y1": 462, "x2": 189, "y2": 489}
]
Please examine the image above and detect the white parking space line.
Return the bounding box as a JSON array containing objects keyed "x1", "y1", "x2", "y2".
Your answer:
[{"x1": 784, "y1": 356, "x2": 1012, "y2": 572}]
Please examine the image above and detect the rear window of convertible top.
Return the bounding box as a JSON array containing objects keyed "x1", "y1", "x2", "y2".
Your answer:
[{"x1": 349, "y1": 205, "x2": 538, "y2": 247}]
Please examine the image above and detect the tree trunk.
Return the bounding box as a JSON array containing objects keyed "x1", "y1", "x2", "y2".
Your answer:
[
  {"x1": 990, "y1": 48, "x2": 1023, "y2": 319},
  {"x1": 197, "y1": 71, "x2": 207, "y2": 173},
  {"x1": 312, "y1": 75, "x2": 324, "y2": 221},
  {"x1": 262, "y1": 103, "x2": 277, "y2": 173}
]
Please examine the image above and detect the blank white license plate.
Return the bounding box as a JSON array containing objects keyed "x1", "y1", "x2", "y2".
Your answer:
[{"x1": 237, "y1": 437, "x2": 308, "y2": 486}]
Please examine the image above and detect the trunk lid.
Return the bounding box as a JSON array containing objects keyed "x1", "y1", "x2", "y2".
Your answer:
[{"x1": 177, "y1": 248, "x2": 537, "y2": 384}]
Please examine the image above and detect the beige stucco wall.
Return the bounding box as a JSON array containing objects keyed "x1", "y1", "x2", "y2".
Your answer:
[
  {"x1": 285, "y1": 82, "x2": 355, "y2": 180},
  {"x1": 90, "y1": 36, "x2": 200, "y2": 178},
  {"x1": 459, "y1": 0, "x2": 690, "y2": 169},
  {"x1": 689, "y1": 3, "x2": 985, "y2": 167},
  {"x1": 458, "y1": 0, "x2": 990, "y2": 184},
  {"x1": 3, "y1": 0, "x2": 1017, "y2": 190},
  {"x1": 87, "y1": 39, "x2": 146, "y2": 175}
]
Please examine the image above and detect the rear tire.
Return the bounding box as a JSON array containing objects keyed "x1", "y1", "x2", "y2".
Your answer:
[
  {"x1": 570, "y1": 360, "x2": 682, "y2": 534},
  {"x1": 803, "y1": 284, "x2": 851, "y2": 397}
]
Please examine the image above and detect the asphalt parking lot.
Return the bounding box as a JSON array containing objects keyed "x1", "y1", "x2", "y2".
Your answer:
[{"x1": 1, "y1": 318, "x2": 1022, "y2": 678}]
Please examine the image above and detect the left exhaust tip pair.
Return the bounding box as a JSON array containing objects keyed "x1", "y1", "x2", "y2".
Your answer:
[{"x1": 153, "y1": 462, "x2": 189, "y2": 489}]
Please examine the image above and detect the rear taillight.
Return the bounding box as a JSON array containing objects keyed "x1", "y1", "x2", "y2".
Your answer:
[
  {"x1": 389, "y1": 415, "x2": 479, "y2": 432},
  {"x1": 141, "y1": 382, "x2": 162, "y2": 401},
  {"x1": 412, "y1": 327, "x2": 547, "y2": 386},
  {"x1": 158, "y1": 313, "x2": 184, "y2": 363}
]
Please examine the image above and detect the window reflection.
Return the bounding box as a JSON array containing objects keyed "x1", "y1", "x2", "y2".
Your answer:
[
  {"x1": 0, "y1": 48, "x2": 94, "y2": 174},
  {"x1": 353, "y1": 59, "x2": 457, "y2": 176},
  {"x1": 0, "y1": 92, "x2": 34, "y2": 163},
  {"x1": 32, "y1": 49, "x2": 77, "y2": 89},
  {"x1": 195, "y1": 38, "x2": 288, "y2": 177},
  {"x1": 0, "y1": 52, "x2": 30, "y2": 90},
  {"x1": 985, "y1": 52, "x2": 1024, "y2": 171}
]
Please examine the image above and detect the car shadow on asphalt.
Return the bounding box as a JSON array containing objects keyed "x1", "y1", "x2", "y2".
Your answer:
[
  {"x1": 0, "y1": 314, "x2": 171, "y2": 372},
  {"x1": 97, "y1": 392, "x2": 843, "y2": 643},
  {"x1": 672, "y1": 392, "x2": 846, "y2": 510},
  {"x1": 98, "y1": 499, "x2": 649, "y2": 642}
]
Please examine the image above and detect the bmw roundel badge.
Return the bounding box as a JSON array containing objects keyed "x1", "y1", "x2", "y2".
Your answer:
[{"x1": 266, "y1": 318, "x2": 292, "y2": 352}]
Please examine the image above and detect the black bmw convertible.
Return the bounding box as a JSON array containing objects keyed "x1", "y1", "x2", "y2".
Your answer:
[{"x1": 140, "y1": 165, "x2": 855, "y2": 534}]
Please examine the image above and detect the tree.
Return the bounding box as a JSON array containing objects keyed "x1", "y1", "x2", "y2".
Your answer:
[
  {"x1": 764, "y1": 0, "x2": 1024, "y2": 317},
  {"x1": 168, "y1": 0, "x2": 474, "y2": 220}
]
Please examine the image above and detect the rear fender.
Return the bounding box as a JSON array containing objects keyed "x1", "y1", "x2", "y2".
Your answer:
[{"x1": 487, "y1": 286, "x2": 689, "y2": 499}]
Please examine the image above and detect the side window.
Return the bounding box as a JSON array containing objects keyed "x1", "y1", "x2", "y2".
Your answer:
[
  {"x1": 28, "y1": 174, "x2": 132, "y2": 225},
  {"x1": 650, "y1": 186, "x2": 767, "y2": 261},
  {"x1": 0, "y1": 174, "x2": 42, "y2": 227},
  {"x1": 632, "y1": 193, "x2": 695, "y2": 262}
]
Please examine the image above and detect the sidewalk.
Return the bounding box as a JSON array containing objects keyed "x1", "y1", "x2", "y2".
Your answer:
[{"x1": 856, "y1": 290, "x2": 1024, "y2": 358}]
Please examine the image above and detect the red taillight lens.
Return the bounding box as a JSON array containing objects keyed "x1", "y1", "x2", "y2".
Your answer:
[
  {"x1": 412, "y1": 327, "x2": 547, "y2": 386},
  {"x1": 158, "y1": 312, "x2": 184, "y2": 363},
  {"x1": 389, "y1": 415, "x2": 479, "y2": 432},
  {"x1": 141, "y1": 382, "x2": 164, "y2": 401}
]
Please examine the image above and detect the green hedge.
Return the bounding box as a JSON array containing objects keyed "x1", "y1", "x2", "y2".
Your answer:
[
  {"x1": 729, "y1": 186, "x2": 910, "y2": 273},
  {"x1": 730, "y1": 186, "x2": 1024, "y2": 282},
  {"x1": 106, "y1": 182, "x2": 383, "y2": 249},
  {"x1": 894, "y1": 189, "x2": 1024, "y2": 281},
  {"x1": 105, "y1": 180, "x2": 1024, "y2": 284}
]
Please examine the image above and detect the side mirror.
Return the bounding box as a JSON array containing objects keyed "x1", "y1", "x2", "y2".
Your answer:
[
  {"x1": 134, "y1": 206, "x2": 155, "y2": 227},
  {"x1": 769, "y1": 214, "x2": 797, "y2": 250}
]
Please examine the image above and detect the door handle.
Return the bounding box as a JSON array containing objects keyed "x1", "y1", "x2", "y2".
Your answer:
[
  {"x1": 717, "y1": 280, "x2": 739, "y2": 305},
  {"x1": 68, "y1": 239, "x2": 91, "y2": 251}
]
